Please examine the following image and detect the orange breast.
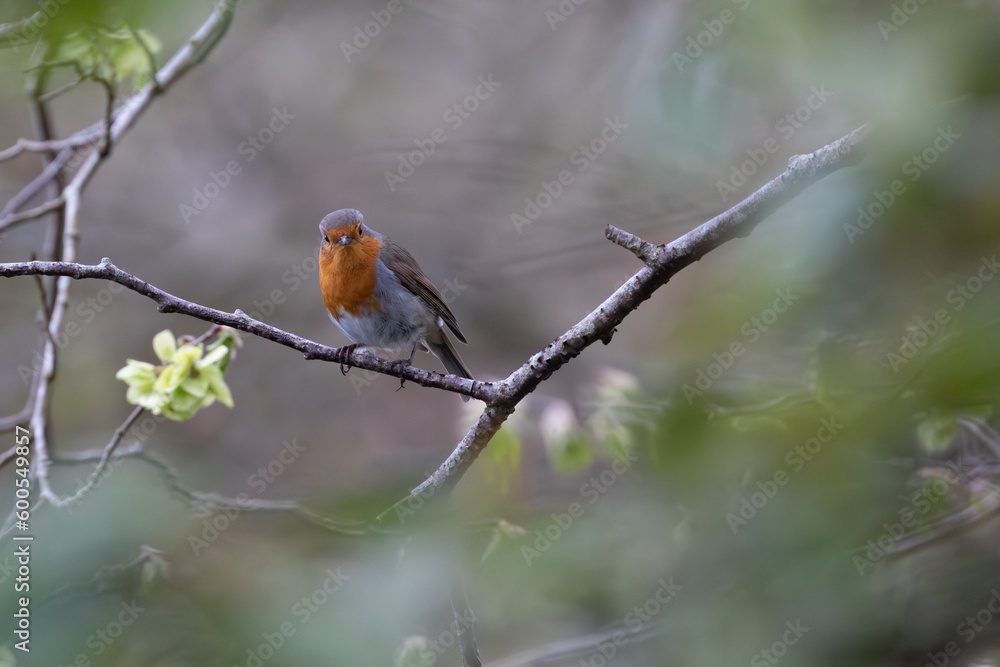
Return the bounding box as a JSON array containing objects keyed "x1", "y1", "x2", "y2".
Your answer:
[{"x1": 319, "y1": 235, "x2": 383, "y2": 318}]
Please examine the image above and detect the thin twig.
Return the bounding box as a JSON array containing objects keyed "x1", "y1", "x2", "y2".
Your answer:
[
  {"x1": 0, "y1": 195, "x2": 66, "y2": 231},
  {"x1": 0, "y1": 12, "x2": 42, "y2": 47},
  {"x1": 486, "y1": 622, "x2": 663, "y2": 667},
  {"x1": 0, "y1": 406, "x2": 34, "y2": 434},
  {"x1": 0, "y1": 146, "x2": 73, "y2": 222},
  {"x1": 128, "y1": 26, "x2": 162, "y2": 93},
  {"x1": 37, "y1": 77, "x2": 86, "y2": 103},
  {"x1": 451, "y1": 573, "x2": 483, "y2": 667},
  {"x1": 884, "y1": 484, "x2": 1000, "y2": 557},
  {"x1": 0, "y1": 132, "x2": 98, "y2": 163},
  {"x1": 23, "y1": 59, "x2": 69, "y2": 507},
  {"x1": 49, "y1": 443, "x2": 369, "y2": 536},
  {"x1": 188, "y1": 324, "x2": 222, "y2": 346},
  {"x1": 30, "y1": 57, "x2": 67, "y2": 313},
  {"x1": 605, "y1": 225, "x2": 663, "y2": 264},
  {"x1": 0, "y1": 347, "x2": 44, "y2": 435},
  {"x1": 96, "y1": 74, "x2": 116, "y2": 157},
  {"x1": 0, "y1": 446, "x2": 17, "y2": 470},
  {"x1": 57, "y1": 406, "x2": 144, "y2": 508},
  {"x1": 42, "y1": 545, "x2": 168, "y2": 604},
  {"x1": 30, "y1": 270, "x2": 53, "y2": 330}
]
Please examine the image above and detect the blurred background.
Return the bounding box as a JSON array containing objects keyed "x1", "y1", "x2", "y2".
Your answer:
[{"x1": 2, "y1": 0, "x2": 1000, "y2": 664}]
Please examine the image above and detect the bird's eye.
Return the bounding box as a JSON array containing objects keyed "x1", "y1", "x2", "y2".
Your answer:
[
  {"x1": 357, "y1": 226, "x2": 364, "y2": 238},
  {"x1": 321, "y1": 234, "x2": 329, "y2": 245}
]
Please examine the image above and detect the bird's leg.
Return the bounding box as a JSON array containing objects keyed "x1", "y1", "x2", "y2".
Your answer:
[
  {"x1": 336, "y1": 344, "x2": 359, "y2": 375},
  {"x1": 393, "y1": 344, "x2": 418, "y2": 391}
]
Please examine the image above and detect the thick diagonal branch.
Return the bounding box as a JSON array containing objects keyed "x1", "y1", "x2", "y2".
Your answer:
[{"x1": 405, "y1": 124, "x2": 871, "y2": 499}]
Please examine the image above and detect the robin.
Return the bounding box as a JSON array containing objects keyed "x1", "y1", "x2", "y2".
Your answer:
[{"x1": 318, "y1": 208, "x2": 473, "y2": 394}]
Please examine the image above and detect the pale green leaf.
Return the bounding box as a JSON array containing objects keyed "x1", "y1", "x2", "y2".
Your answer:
[{"x1": 152, "y1": 329, "x2": 176, "y2": 362}]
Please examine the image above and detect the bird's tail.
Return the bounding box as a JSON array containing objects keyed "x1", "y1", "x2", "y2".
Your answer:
[{"x1": 426, "y1": 336, "x2": 473, "y2": 401}]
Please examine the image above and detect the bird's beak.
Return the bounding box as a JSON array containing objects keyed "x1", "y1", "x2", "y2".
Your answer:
[{"x1": 336, "y1": 234, "x2": 353, "y2": 246}]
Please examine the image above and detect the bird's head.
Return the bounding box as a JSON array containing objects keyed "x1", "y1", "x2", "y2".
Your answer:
[{"x1": 319, "y1": 209, "x2": 381, "y2": 261}]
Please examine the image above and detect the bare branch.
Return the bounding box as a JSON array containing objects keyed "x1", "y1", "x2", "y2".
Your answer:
[
  {"x1": 42, "y1": 544, "x2": 169, "y2": 603},
  {"x1": 50, "y1": 443, "x2": 369, "y2": 537},
  {"x1": 128, "y1": 25, "x2": 163, "y2": 93},
  {"x1": 0, "y1": 446, "x2": 16, "y2": 470},
  {"x1": 605, "y1": 224, "x2": 662, "y2": 264},
  {"x1": 0, "y1": 12, "x2": 41, "y2": 47},
  {"x1": 410, "y1": 406, "x2": 511, "y2": 498},
  {"x1": 0, "y1": 149, "x2": 74, "y2": 223},
  {"x1": 30, "y1": 271, "x2": 55, "y2": 344},
  {"x1": 0, "y1": 344, "x2": 44, "y2": 436},
  {"x1": 451, "y1": 573, "x2": 483, "y2": 667},
  {"x1": 55, "y1": 406, "x2": 144, "y2": 508},
  {"x1": 486, "y1": 622, "x2": 663, "y2": 667},
  {"x1": 0, "y1": 258, "x2": 484, "y2": 399},
  {"x1": 878, "y1": 484, "x2": 1000, "y2": 558},
  {"x1": 0, "y1": 195, "x2": 66, "y2": 231},
  {"x1": 405, "y1": 124, "x2": 872, "y2": 501},
  {"x1": 0, "y1": 404, "x2": 34, "y2": 435},
  {"x1": 0, "y1": 132, "x2": 99, "y2": 163},
  {"x1": 37, "y1": 77, "x2": 87, "y2": 103}
]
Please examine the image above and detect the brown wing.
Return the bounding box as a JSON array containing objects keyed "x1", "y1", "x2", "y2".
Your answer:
[{"x1": 379, "y1": 238, "x2": 468, "y2": 344}]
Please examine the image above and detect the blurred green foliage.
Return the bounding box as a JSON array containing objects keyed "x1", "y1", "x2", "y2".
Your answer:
[
  {"x1": 52, "y1": 25, "x2": 160, "y2": 92},
  {"x1": 2, "y1": 0, "x2": 1000, "y2": 665}
]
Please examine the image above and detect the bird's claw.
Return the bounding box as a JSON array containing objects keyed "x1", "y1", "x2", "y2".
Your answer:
[
  {"x1": 393, "y1": 358, "x2": 412, "y2": 392},
  {"x1": 337, "y1": 344, "x2": 358, "y2": 375}
]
